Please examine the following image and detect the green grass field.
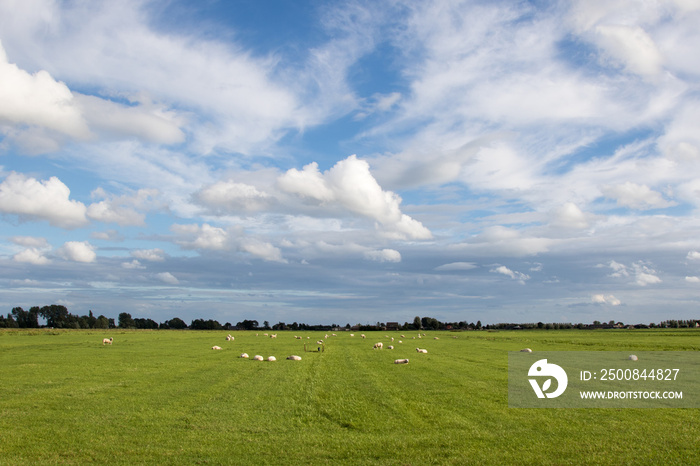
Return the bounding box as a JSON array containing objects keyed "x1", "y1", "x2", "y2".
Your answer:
[{"x1": 1, "y1": 328, "x2": 698, "y2": 465}]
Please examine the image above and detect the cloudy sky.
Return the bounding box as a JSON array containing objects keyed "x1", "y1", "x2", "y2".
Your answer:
[{"x1": 1, "y1": 0, "x2": 699, "y2": 326}]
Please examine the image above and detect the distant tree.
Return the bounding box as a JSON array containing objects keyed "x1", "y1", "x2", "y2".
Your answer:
[
  {"x1": 134, "y1": 318, "x2": 158, "y2": 329},
  {"x1": 95, "y1": 315, "x2": 110, "y2": 329},
  {"x1": 39, "y1": 305, "x2": 69, "y2": 328},
  {"x1": 118, "y1": 312, "x2": 135, "y2": 329},
  {"x1": 161, "y1": 317, "x2": 187, "y2": 329},
  {"x1": 476, "y1": 320, "x2": 482, "y2": 330},
  {"x1": 236, "y1": 319, "x2": 259, "y2": 330},
  {"x1": 413, "y1": 316, "x2": 422, "y2": 330},
  {"x1": 190, "y1": 319, "x2": 222, "y2": 330},
  {"x1": 263, "y1": 320, "x2": 270, "y2": 330}
]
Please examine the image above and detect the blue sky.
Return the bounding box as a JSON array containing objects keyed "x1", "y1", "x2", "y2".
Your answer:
[{"x1": 1, "y1": 0, "x2": 700, "y2": 326}]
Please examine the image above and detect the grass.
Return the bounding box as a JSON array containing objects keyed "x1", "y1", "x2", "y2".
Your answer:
[{"x1": 0, "y1": 328, "x2": 698, "y2": 465}]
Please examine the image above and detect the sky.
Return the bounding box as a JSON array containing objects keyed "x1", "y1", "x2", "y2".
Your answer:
[{"x1": 1, "y1": 0, "x2": 700, "y2": 326}]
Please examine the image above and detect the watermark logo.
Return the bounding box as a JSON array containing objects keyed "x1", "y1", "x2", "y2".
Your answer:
[{"x1": 528, "y1": 359, "x2": 568, "y2": 398}]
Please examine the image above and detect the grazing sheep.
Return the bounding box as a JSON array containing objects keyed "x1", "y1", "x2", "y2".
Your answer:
[
  {"x1": 361, "y1": 334, "x2": 366, "y2": 339},
  {"x1": 520, "y1": 348, "x2": 533, "y2": 353},
  {"x1": 628, "y1": 355, "x2": 638, "y2": 361},
  {"x1": 434, "y1": 337, "x2": 439, "y2": 340},
  {"x1": 267, "y1": 356, "x2": 277, "y2": 362},
  {"x1": 240, "y1": 353, "x2": 249, "y2": 358},
  {"x1": 388, "y1": 345, "x2": 394, "y2": 350},
  {"x1": 295, "y1": 336, "x2": 302, "y2": 339},
  {"x1": 102, "y1": 337, "x2": 113, "y2": 345},
  {"x1": 398, "y1": 340, "x2": 403, "y2": 344},
  {"x1": 416, "y1": 348, "x2": 428, "y2": 353},
  {"x1": 270, "y1": 334, "x2": 277, "y2": 339},
  {"x1": 401, "y1": 334, "x2": 405, "y2": 338},
  {"x1": 350, "y1": 334, "x2": 355, "y2": 337},
  {"x1": 212, "y1": 346, "x2": 222, "y2": 350},
  {"x1": 325, "y1": 334, "x2": 329, "y2": 339},
  {"x1": 316, "y1": 340, "x2": 324, "y2": 345},
  {"x1": 391, "y1": 337, "x2": 394, "y2": 342},
  {"x1": 263, "y1": 333, "x2": 268, "y2": 336},
  {"x1": 226, "y1": 334, "x2": 234, "y2": 341},
  {"x1": 287, "y1": 355, "x2": 302, "y2": 361},
  {"x1": 253, "y1": 355, "x2": 264, "y2": 361},
  {"x1": 394, "y1": 359, "x2": 409, "y2": 364},
  {"x1": 373, "y1": 342, "x2": 384, "y2": 349}
]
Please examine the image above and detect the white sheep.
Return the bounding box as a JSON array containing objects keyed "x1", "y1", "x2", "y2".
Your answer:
[
  {"x1": 629, "y1": 355, "x2": 638, "y2": 361},
  {"x1": 316, "y1": 340, "x2": 324, "y2": 345},
  {"x1": 394, "y1": 358, "x2": 409, "y2": 364},
  {"x1": 287, "y1": 355, "x2": 302, "y2": 361},
  {"x1": 398, "y1": 340, "x2": 403, "y2": 344},
  {"x1": 267, "y1": 356, "x2": 277, "y2": 362},
  {"x1": 373, "y1": 342, "x2": 383, "y2": 349},
  {"x1": 270, "y1": 334, "x2": 277, "y2": 339},
  {"x1": 361, "y1": 334, "x2": 366, "y2": 339},
  {"x1": 391, "y1": 337, "x2": 394, "y2": 342},
  {"x1": 416, "y1": 348, "x2": 428, "y2": 353},
  {"x1": 253, "y1": 355, "x2": 264, "y2": 361},
  {"x1": 350, "y1": 333, "x2": 355, "y2": 337},
  {"x1": 520, "y1": 348, "x2": 533, "y2": 353},
  {"x1": 102, "y1": 337, "x2": 113, "y2": 345},
  {"x1": 388, "y1": 345, "x2": 394, "y2": 350},
  {"x1": 212, "y1": 346, "x2": 222, "y2": 350},
  {"x1": 434, "y1": 337, "x2": 439, "y2": 340},
  {"x1": 226, "y1": 334, "x2": 234, "y2": 341},
  {"x1": 240, "y1": 353, "x2": 249, "y2": 358}
]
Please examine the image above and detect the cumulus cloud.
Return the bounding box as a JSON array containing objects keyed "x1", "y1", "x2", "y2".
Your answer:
[
  {"x1": 592, "y1": 294, "x2": 621, "y2": 305},
  {"x1": 131, "y1": 248, "x2": 166, "y2": 262},
  {"x1": 156, "y1": 272, "x2": 179, "y2": 285},
  {"x1": 550, "y1": 202, "x2": 590, "y2": 229},
  {"x1": 58, "y1": 241, "x2": 96, "y2": 263},
  {"x1": 122, "y1": 259, "x2": 145, "y2": 269},
  {"x1": 460, "y1": 226, "x2": 550, "y2": 257},
  {"x1": 279, "y1": 155, "x2": 432, "y2": 240},
  {"x1": 607, "y1": 260, "x2": 661, "y2": 286},
  {"x1": 687, "y1": 251, "x2": 700, "y2": 261},
  {"x1": 0, "y1": 41, "x2": 89, "y2": 149},
  {"x1": 0, "y1": 172, "x2": 88, "y2": 228},
  {"x1": 87, "y1": 188, "x2": 160, "y2": 226},
  {"x1": 364, "y1": 248, "x2": 401, "y2": 263},
  {"x1": 13, "y1": 248, "x2": 51, "y2": 265},
  {"x1": 194, "y1": 181, "x2": 272, "y2": 213},
  {"x1": 601, "y1": 182, "x2": 674, "y2": 210},
  {"x1": 685, "y1": 276, "x2": 700, "y2": 283},
  {"x1": 9, "y1": 236, "x2": 49, "y2": 248},
  {"x1": 490, "y1": 265, "x2": 530, "y2": 284},
  {"x1": 172, "y1": 223, "x2": 284, "y2": 262}
]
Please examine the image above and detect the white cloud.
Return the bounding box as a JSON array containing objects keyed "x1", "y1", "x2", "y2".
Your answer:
[
  {"x1": 594, "y1": 25, "x2": 663, "y2": 76},
  {"x1": 156, "y1": 272, "x2": 179, "y2": 285},
  {"x1": 13, "y1": 248, "x2": 50, "y2": 265},
  {"x1": 607, "y1": 260, "x2": 661, "y2": 286},
  {"x1": 592, "y1": 294, "x2": 621, "y2": 305},
  {"x1": 685, "y1": 276, "x2": 700, "y2": 283},
  {"x1": 364, "y1": 249, "x2": 401, "y2": 263},
  {"x1": 131, "y1": 249, "x2": 166, "y2": 262},
  {"x1": 490, "y1": 265, "x2": 530, "y2": 284},
  {"x1": 9, "y1": 236, "x2": 49, "y2": 248},
  {"x1": 687, "y1": 251, "x2": 700, "y2": 261},
  {"x1": 278, "y1": 155, "x2": 432, "y2": 240},
  {"x1": 601, "y1": 182, "x2": 674, "y2": 210},
  {"x1": 87, "y1": 188, "x2": 159, "y2": 226},
  {"x1": 0, "y1": 172, "x2": 88, "y2": 228},
  {"x1": 194, "y1": 181, "x2": 272, "y2": 213},
  {"x1": 435, "y1": 262, "x2": 478, "y2": 272},
  {"x1": 122, "y1": 259, "x2": 145, "y2": 269},
  {"x1": 0, "y1": 41, "x2": 90, "y2": 148},
  {"x1": 550, "y1": 203, "x2": 590, "y2": 229},
  {"x1": 58, "y1": 241, "x2": 96, "y2": 263},
  {"x1": 172, "y1": 223, "x2": 284, "y2": 262},
  {"x1": 240, "y1": 238, "x2": 286, "y2": 263}
]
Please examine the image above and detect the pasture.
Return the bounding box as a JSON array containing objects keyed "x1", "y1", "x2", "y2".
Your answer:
[{"x1": 0, "y1": 328, "x2": 698, "y2": 465}]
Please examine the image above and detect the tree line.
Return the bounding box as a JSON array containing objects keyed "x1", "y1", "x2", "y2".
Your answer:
[{"x1": 1, "y1": 305, "x2": 697, "y2": 330}]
